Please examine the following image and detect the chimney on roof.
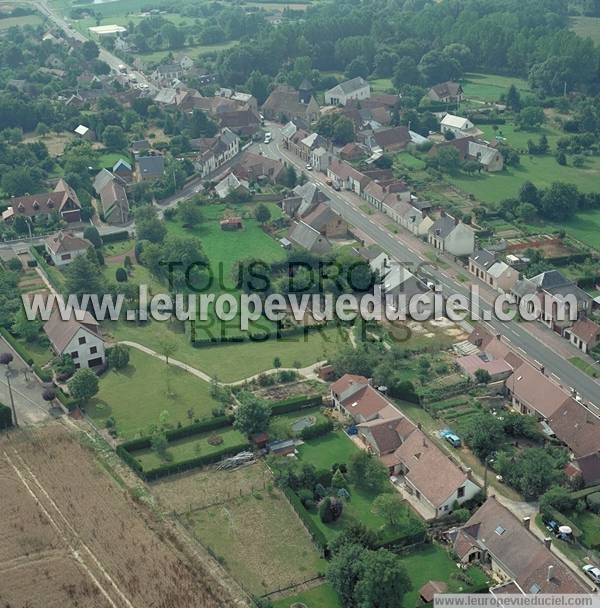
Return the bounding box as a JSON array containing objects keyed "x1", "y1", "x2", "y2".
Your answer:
[
  {"x1": 540, "y1": 366, "x2": 545, "y2": 375},
  {"x1": 522, "y1": 517, "x2": 530, "y2": 529},
  {"x1": 417, "y1": 422, "x2": 422, "y2": 431},
  {"x1": 543, "y1": 537, "x2": 552, "y2": 550},
  {"x1": 496, "y1": 334, "x2": 501, "y2": 340},
  {"x1": 547, "y1": 564, "x2": 554, "y2": 581}
]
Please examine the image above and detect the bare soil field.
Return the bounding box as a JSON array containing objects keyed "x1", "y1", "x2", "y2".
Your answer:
[
  {"x1": 0, "y1": 424, "x2": 240, "y2": 608},
  {"x1": 254, "y1": 380, "x2": 328, "y2": 402}
]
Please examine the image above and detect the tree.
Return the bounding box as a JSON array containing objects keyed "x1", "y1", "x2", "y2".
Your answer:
[
  {"x1": 158, "y1": 340, "x2": 177, "y2": 365},
  {"x1": 332, "y1": 468, "x2": 348, "y2": 490},
  {"x1": 516, "y1": 107, "x2": 544, "y2": 130},
  {"x1": 255, "y1": 203, "x2": 271, "y2": 225},
  {"x1": 81, "y1": 40, "x2": 100, "y2": 60},
  {"x1": 68, "y1": 368, "x2": 99, "y2": 403},
  {"x1": 327, "y1": 543, "x2": 366, "y2": 606},
  {"x1": 348, "y1": 451, "x2": 389, "y2": 493},
  {"x1": 540, "y1": 486, "x2": 576, "y2": 516},
  {"x1": 372, "y1": 494, "x2": 406, "y2": 529},
  {"x1": 12, "y1": 310, "x2": 41, "y2": 343},
  {"x1": 135, "y1": 206, "x2": 166, "y2": 243},
  {"x1": 107, "y1": 344, "x2": 130, "y2": 370},
  {"x1": 320, "y1": 496, "x2": 343, "y2": 523},
  {"x1": 539, "y1": 182, "x2": 580, "y2": 221},
  {"x1": 354, "y1": 549, "x2": 412, "y2": 608},
  {"x1": 519, "y1": 181, "x2": 539, "y2": 206},
  {"x1": 463, "y1": 412, "x2": 505, "y2": 460},
  {"x1": 234, "y1": 391, "x2": 270, "y2": 436},
  {"x1": 418, "y1": 49, "x2": 462, "y2": 84},
  {"x1": 556, "y1": 151, "x2": 567, "y2": 165},
  {"x1": 83, "y1": 226, "x2": 102, "y2": 248},
  {"x1": 474, "y1": 369, "x2": 492, "y2": 384},
  {"x1": 505, "y1": 84, "x2": 521, "y2": 111},
  {"x1": 115, "y1": 267, "x2": 128, "y2": 282},
  {"x1": 345, "y1": 56, "x2": 369, "y2": 79},
  {"x1": 273, "y1": 356, "x2": 281, "y2": 369},
  {"x1": 177, "y1": 200, "x2": 203, "y2": 227},
  {"x1": 279, "y1": 164, "x2": 297, "y2": 188},
  {"x1": 435, "y1": 146, "x2": 461, "y2": 173},
  {"x1": 246, "y1": 70, "x2": 270, "y2": 104},
  {"x1": 65, "y1": 255, "x2": 106, "y2": 299},
  {"x1": 332, "y1": 116, "x2": 355, "y2": 145},
  {"x1": 102, "y1": 125, "x2": 127, "y2": 150}
]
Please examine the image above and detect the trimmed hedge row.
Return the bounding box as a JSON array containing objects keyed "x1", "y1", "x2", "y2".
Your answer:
[
  {"x1": 138, "y1": 442, "x2": 252, "y2": 481},
  {"x1": 283, "y1": 486, "x2": 328, "y2": 554},
  {"x1": 0, "y1": 327, "x2": 34, "y2": 365},
  {"x1": 55, "y1": 388, "x2": 78, "y2": 412},
  {"x1": 570, "y1": 484, "x2": 600, "y2": 500},
  {"x1": 119, "y1": 415, "x2": 234, "y2": 453},
  {"x1": 270, "y1": 394, "x2": 323, "y2": 415},
  {"x1": 301, "y1": 420, "x2": 334, "y2": 440},
  {"x1": 188, "y1": 322, "x2": 328, "y2": 347},
  {"x1": 33, "y1": 364, "x2": 52, "y2": 383},
  {"x1": 0, "y1": 403, "x2": 13, "y2": 429},
  {"x1": 101, "y1": 230, "x2": 130, "y2": 244}
]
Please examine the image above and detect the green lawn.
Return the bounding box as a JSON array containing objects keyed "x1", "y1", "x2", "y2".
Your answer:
[
  {"x1": 96, "y1": 151, "x2": 131, "y2": 170},
  {"x1": 566, "y1": 511, "x2": 600, "y2": 550},
  {"x1": 137, "y1": 40, "x2": 239, "y2": 63},
  {"x1": 480, "y1": 122, "x2": 563, "y2": 151},
  {"x1": 103, "y1": 239, "x2": 134, "y2": 258},
  {"x1": 370, "y1": 78, "x2": 394, "y2": 93},
  {"x1": 446, "y1": 154, "x2": 600, "y2": 204},
  {"x1": 571, "y1": 16, "x2": 600, "y2": 45},
  {"x1": 399, "y1": 544, "x2": 490, "y2": 607},
  {"x1": 132, "y1": 426, "x2": 246, "y2": 469},
  {"x1": 268, "y1": 407, "x2": 329, "y2": 440},
  {"x1": 273, "y1": 583, "x2": 341, "y2": 608},
  {"x1": 297, "y1": 431, "x2": 359, "y2": 469},
  {"x1": 569, "y1": 357, "x2": 600, "y2": 378},
  {"x1": 461, "y1": 72, "x2": 532, "y2": 103},
  {"x1": 519, "y1": 208, "x2": 600, "y2": 250},
  {"x1": 87, "y1": 348, "x2": 220, "y2": 439}
]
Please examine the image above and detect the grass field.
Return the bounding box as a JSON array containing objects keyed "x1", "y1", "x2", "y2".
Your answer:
[
  {"x1": 87, "y1": 348, "x2": 220, "y2": 439},
  {"x1": 370, "y1": 78, "x2": 394, "y2": 93},
  {"x1": 520, "y1": 208, "x2": 600, "y2": 250},
  {"x1": 269, "y1": 406, "x2": 329, "y2": 440},
  {"x1": 399, "y1": 544, "x2": 489, "y2": 607},
  {"x1": 446, "y1": 154, "x2": 600, "y2": 204},
  {"x1": 297, "y1": 431, "x2": 359, "y2": 469},
  {"x1": 461, "y1": 72, "x2": 532, "y2": 102},
  {"x1": 132, "y1": 426, "x2": 246, "y2": 469},
  {"x1": 137, "y1": 40, "x2": 239, "y2": 63},
  {"x1": 0, "y1": 13, "x2": 43, "y2": 29},
  {"x1": 568, "y1": 511, "x2": 600, "y2": 549},
  {"x1": 273, "y1": 583, "x2": 341, "y2": 608},
  {"x1": 186, "y1": 488, "x2": 326, "y2": 595},
  {"x1": 571, "y1": 16, "x2": 600, "y2": 45}
]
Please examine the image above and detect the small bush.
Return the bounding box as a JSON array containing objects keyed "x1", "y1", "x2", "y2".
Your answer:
[{"x1": 587, "y1": 492, "x2": 600, "y2": 514}]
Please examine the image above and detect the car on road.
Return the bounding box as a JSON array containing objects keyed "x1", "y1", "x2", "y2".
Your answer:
[
  {"x1": 264, "y1": 132, "x2": 272, "y2": 144},
  {"x1": 583, "y1": 565, "x2": 600, "y2": 584},
  {"x1": 439, "y1": 429, "x2": 461, "y2": 448},
  {"x1": 305, "y1": 163, "x2": 313, "y2": 171}
]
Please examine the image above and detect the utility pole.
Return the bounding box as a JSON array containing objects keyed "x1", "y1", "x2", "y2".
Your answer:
[{"x1": 5, "y1": 369, "x2": 18, "y2": 428}]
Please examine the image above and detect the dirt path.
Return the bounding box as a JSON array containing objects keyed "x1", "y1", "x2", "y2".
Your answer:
[{"x1": 117, "y1": 340, "x2": 327, "y2": 386}]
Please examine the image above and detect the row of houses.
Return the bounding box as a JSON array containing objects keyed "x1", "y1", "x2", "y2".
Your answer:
[
  {"x1": 464, "y1": 324, "x2": 600, "y2": 486},
  {"x1": 330, "y1": 374, "x2": 480, "y2": 520}
]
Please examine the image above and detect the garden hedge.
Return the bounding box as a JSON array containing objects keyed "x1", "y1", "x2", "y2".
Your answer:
[
  {"x1": 283, "y1": 486, "x2": 328, "y2": 555},
  {"x1": 571, "y1": 484, "x2": 600, "y2": 500},
  {"x1": 301, "y1": 420, "x2": 334, "y2": 440},
  {"x1": 0, "y1": 403, "x2": 13, "y2": 429},
  {"x1": 33, "y1": 364, "x2": 52, "y2": 383},
  {"x1": 270, "y1": 394, "x2": 323, "y2": 415},
  {"x1": 101, "y1": 230, "x2": 130, "y2": 244},
  {"x1": 141, "y1": 442, "x2": 252, "y2": 481},
  {"x1": 0, "y1": 327, "x2": 34, "y2": 365}
]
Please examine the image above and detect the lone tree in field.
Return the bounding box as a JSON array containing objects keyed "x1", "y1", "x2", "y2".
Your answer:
[
  {"x1": 372, "y1": 494, "x2": 406, "y2": 529},
  {"x1": 254, "y1": 203, "x2": 271, "y2": 225},
  {"x1": 68, "y1": 368, "x2": 99, "y2": 404},
  {"x1": 234, "y1": 391, "x2": 270, "y2": 436},
  {"x1": 158, "y1": 340, "x2": 177, "y2": 366}
]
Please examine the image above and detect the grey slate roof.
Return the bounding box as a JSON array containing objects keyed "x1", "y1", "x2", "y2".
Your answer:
[
  {"x1": 471, "y1": 248, "x2": 496, "y2": 269},
  {"x1": 329, "y1": 77, "x2": 368, "y2": 96},
  {"x1": 136, "y1": 155, "x2": 165, "y2": 178},
  {"x1": 289, "y1": 221, "x2": 331, "y2": 254},
  {"x1": 429, "y1": 214, "x2": 457, "y2": 239}
]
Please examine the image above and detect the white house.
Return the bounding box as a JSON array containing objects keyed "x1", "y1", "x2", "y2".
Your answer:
[
  {"x1": 43, "y1": 309, "x2": 106, "y2": 368},
  {"x1": 44, "y1": 231, "x2": 92, "y2": 267},
  {"x1": 440, "y1": 114, "x2": 476, "y2": 138},
  {"x1": 428, "y1": 214, "x2": 475, "y2": 256},
  {"x1": 324, "y1": 77, "x2": 371, "y2": 106},
  {"x1": 194, "y1": 128, "x2": 240, "y2": 178}
]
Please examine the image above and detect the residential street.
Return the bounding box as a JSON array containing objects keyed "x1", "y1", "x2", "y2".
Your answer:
[{"x1": 259, "y1": 122, "x2": 600, "y2": 407}]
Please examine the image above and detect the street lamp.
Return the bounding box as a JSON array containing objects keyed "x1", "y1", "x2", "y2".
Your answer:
[{"x1": 0, "y1": 352, "x2": 18, "y2": 428}]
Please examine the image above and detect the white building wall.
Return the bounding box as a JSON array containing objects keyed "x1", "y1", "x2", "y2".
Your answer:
[{"x1": 63, "y1": 328, "x2": 106, "y2": 368}]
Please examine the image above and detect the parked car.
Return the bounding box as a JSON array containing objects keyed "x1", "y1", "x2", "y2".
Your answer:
[
  {"x1": 263, "y1": 132, "x2": 272, "y2": 144},
  {"x1": 583, "y1": 565, "x2": 600, "y2": 585},
  {"x1": 439, "y1": 429, "x2": 461, "y2": 448},
  {"x1": 544, "y1": 519, "x2": 560, "y2": 535},
  {"x1": 305, "y1": 163, "x2": 313, "y2": 171}
]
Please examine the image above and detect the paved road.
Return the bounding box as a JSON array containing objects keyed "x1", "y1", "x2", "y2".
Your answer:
[{"x1": 261, "y1": 122, "x2": 600, "y2": 406}]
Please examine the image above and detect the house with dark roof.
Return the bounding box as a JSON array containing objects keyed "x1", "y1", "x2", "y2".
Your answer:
[
  {"x1": 112, "y1": 158, "x2": 133, "y2": 183},
  {"x1": 469, "y1": 248, "x2": 519, "y2": 293},
  {"x1": 549, "y1": 399, "x2": 600, "y2": 460},
  {"x1": 448, "y1": 496, "x2": 591, "y2": 594},
  {"x1": 282, "y1": 182, "x2": 329, "y2": 218},
  {"x1": 565, "y1": 452, "x2": 600, "y2": 487},
  {"x1": 135, "y1": 155, "x2": 165, "y2": 182},
  {"x1": 261, "y1": 85, "x2": 319, "y2": 126},
  {"x1": 427, "y1": 81, "x2": 464, "y2": 104},
  {"x1": 511, "y1": 270, "x2": 593, "y2": 332},
  {"x1": 232, "y1": 151, "x2": 284, "y2": 184},
  {"x1": 288, "y1": 221, "x2": 331, "y2": 254},
  {"x1": 428, "y1": 213, "x2": 475, "y2": 256},
  {"x1": 301, "y1": 202, "x2": 348, "y2": 238},
  {"x1": 325, "y1": 77, "x2": 371, "y2": 106},
  {"x1": 99, "y1": 179, "x2": 130, "y2": 225},
  {"x1": 327, "y1": 159, "x2": 372, "y2": 195},
  {"x1": 218, "y1": 108, "x2": 261, "y2": 137},
  {"x1": 2, "y1": 179, "x2": 81, "y2": 224},
  {"x1": 432, "y1": 137, "x2": 503, "y2": 172},
  {"x1": 44, "y1": 231, "x2": 92, "y2": 267},
  {"x1": 193, "y1": 128, "x2": 240, "y2": 178},
  {"x1": 44, "y1": 309, "x2": 105, "y2": 369},
  {"x1": 366, "y1": 126, "x2": 411, "y2": 153}
]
